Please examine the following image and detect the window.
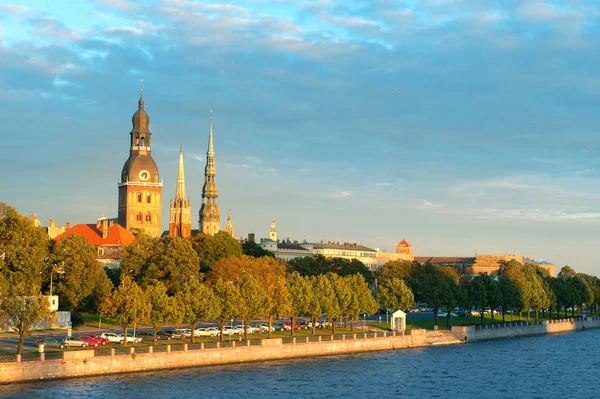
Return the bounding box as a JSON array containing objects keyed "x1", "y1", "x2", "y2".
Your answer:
[
  {"x1": 141, "y1": 137, "x2": 146, "y2": 147},
  {"x1": 135, "y1": 137, "x2": 140, "y2": 146},
  {"x1": 146, "y1": 193, "x2": 151, "y2": 203},
  {"x1": 137, "y1": 193, "x2": 142, "y2": 202},
  {"x1": 145, "y1": 214, "x2": 151, "y2": 223},
  {"x1": 136, "y1": 213, "x2": 142, "y2": 223}
]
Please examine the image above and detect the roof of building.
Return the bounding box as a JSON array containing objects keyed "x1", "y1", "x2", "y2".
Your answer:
[
  {"x1": 311, "y1": 242, "x2": 376, "y2": 252},
  {"x1": 54, "y1": 223, "x2": 135, "y2": 247},
  {"x1": 277, "y1": 243, "x2": 311, "y2": 251},
  {"x1": 414, "y1": 256, "x2": 475, "y2": 264},
  {"x1": 397, "y1": 239, "x2": 411, "y2": 247}
]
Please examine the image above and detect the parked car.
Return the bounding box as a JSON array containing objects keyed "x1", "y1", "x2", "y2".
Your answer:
[
  {"x1": 35, "y1": 338, "x2": 67, "y2": 349},
  {"x1": 297, "y1": 320, "x2": 309, "y2": 329},
  {"x1": 179, "y1": 328, "x2": 193, "y2": 338},
  {"x1": 453, "y1": 309, "x2": 468, "y2": 317},
  {"x1": 307, "y1": 320, "x2": 322, "y2": 329},
  {"x1": 249, "y1": 322, "x2": 270, "y2": 332},
  {"x1": 150, "y1": 331, "x2": 174, "y2": 340},
  {"x1": 64, "y1": 337, "x2": 89, "y2": 348},
  {"x1": 93, "y1": 335, "x2": 111, "y2": 345},
  {"x1": 162, "y1": 329, "x2": 185, "y2": 339},
  {"x1": 272, "y1": 322, "x2": 286, "y2": 331},
  {"x1": 222, "y1": 326, "x2": 236, "y2": 336},
  {"x1": 117, "y1": 334, "x2": 142, "y2": 344},
  {"x1": 194, "y1": 327, "x2": 218, "y2": 337},
  {"x1": 79, "y1": 335, "x2": 103, "y2": 346},
  {"x1": 284, "y1": 322, "x2": 302, "y2": 330},
  {"x1": 100, "y1": 332, "x2": 122, "y2": 344}
]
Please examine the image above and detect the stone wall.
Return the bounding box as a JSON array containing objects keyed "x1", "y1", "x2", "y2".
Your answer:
[
  {"x1": 452, "y1": 316, "x2": 600, "y2": 342},
  {"x1": 0, "y1": 330, "x2": 430, "y2": 384}
]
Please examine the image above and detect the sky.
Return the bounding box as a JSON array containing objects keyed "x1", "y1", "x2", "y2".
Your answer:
[{"x1": 1, "y1": 0, "x2": 600, "y2": 275}]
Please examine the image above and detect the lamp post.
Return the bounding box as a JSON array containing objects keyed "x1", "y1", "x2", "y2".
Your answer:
[{"x1": 230, "y1": 319, "x2": 233, "y2": 342}]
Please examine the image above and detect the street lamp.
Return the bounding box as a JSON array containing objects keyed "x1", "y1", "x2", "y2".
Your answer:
[{"x1": 230, "y1": 318, "x2": 233, "y2": 342}]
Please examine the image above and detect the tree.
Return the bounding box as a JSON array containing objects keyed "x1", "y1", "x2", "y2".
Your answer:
[
  {"x1": 377, "y1": 278, "x2": 414, "y2": 314},
  {"x1": 416, "y1": 263, "x2": 455, "y2": 326},
  {"x1": 241, "y1": 241, "x2": 275, "y2": 258},
  {"x1": 146, "y1": 282, "x2": 181, "y2": 345},
  {"x1": 191, "y1": 232, "x2": 242, "y2": 273},
  {"x1": 568, "y1": 276, "x2": 591, "y2": 317},
  {"x1": 498, "y1": 275, "x2": 518, "y2": 322},
  {"x1": 307, "y1": 276, "x2": 322, "y2": 335},
  {"x1": 315, "y1": 274, "x2": 340, "y2": 334},
  {"x1": 212, "y1": 279, "x2": 243, "y2": 341},
  {"x1": 50, "y1": 234, "x2": 113, "y2": 313},
  {"x1": 265, "y1": 275, "x2": 290, "y2": 338},
  {"x1": 328, "y1": 273, "x2": 351, "y2": 333},
  {"x1": 286, "y1": 272, "x2": 310, "y2": 336},
  {"x1": 374, "y1": 260, "x2": 418, "y2": 284},
  {"x1": 346, "y1": 274, "x2": 378, "y2": 332},
  {"x1": 288, "y1": 255, "x2": 328, "y2": 276},
  {"x1": 101, "y1": 276, "x2": 150, "y2": 346},
  {"x1": 237, "y1": 275, "x2": 268, "y2": 340},
  {"x1": 0, "y1": 284, "x2": 52, "y2": 355},
  {"x1": 120, "y1": 234, "x2": 160, "y2": 281},
  {"x1": 0, "y1": 203, "x2": 49, "y2": 289},
  {"x1": 558, "y1": 266, "x2": 577, "y2": 280},
  {"x1": 176, "y1": 277, "x2": 218, "y2": 343},
  {"x1": 469, "y1": 275, "x2": 488, "y2": 324}
]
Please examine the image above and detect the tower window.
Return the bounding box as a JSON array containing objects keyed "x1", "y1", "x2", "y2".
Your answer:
[
  {"x1": 145, "y1": 214, "x2": 151, "y2": 223},
  {"x1": 146, "y1": 193, "x2": 151, "y2": 203},
  {"x1": 141, "y1": 137, "x2": 146, "y2": 147},
  {"x1": 137, "y1": 193, "x2": 142, "y2": 202},
  {"x1": 136, "y1": 137, "x2": 140, "y2": 146},
  {"x1": 136, "y1": 213, "x2": 143, "y2": 223}
]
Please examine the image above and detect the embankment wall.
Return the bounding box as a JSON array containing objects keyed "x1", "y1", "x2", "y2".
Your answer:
[
  {"x1": 452, "y1": 316, "x2": 600, "y2": 342},
  {"x1": 0, "y1": 331, "x2": 428, "y2": 384}
]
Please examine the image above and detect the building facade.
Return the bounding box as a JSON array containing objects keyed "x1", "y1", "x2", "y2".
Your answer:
[
  {"x1": 199, "y1": 112, "x2": 221, "y2": 235},
  {"x1": 117, "y1": 91, "x2": 162, "y2": 237},
  {"x1": 54, "y1": 217, "x2": 135, "y2": 269},
  {"x1": 169, "y1": 148, "x2": 191, "y2": 238},
  {"x1": 269, "y1": 219, "x2": 277, "y2": 241},
  {"x1": 225, "y1": 210, "x2": 235, "y2": 238}
]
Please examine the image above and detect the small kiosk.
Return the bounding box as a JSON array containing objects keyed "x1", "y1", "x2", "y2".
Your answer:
[{"x1": 390, "y1": 309, "x2": 406, "y2": 332}]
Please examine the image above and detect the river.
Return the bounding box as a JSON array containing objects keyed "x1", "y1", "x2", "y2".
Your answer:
[{"x1": 1, "y1": 328, "x2": 598, "y2": 399}]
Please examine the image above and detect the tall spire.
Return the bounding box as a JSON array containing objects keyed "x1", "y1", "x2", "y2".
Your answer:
[
  {"x1": 175, "y1": 146, "x2": 186, "y2": 201},
  {"x1": 208, "y1": 109, "x2": 214, "y2": 156}
]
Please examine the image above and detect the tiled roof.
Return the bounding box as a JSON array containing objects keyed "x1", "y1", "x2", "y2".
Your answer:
[
  {"x1": 311, "y1": 242, "x2": 376, "y2": 252},
  {"x1": 414, "y1": 256, "x2": 475, "y2": 264},
  {"x1": 54, "y1": 223, "x2": 135, "y2": 247},
  {"x1": 397, "y1": 239, "x2": 411, "y2": 246}
]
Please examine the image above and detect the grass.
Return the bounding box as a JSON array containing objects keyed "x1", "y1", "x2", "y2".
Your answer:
[{"x1": 80, "y1": 314, "x2": 121, "y2": 329}]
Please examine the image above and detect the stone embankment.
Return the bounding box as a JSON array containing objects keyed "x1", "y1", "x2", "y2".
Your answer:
[
  {"x1": 0, "y1": 330, "x2": 436, "y2": 385},
  {"x1": 451, "y1": 316, "x2": 600, "y2": 342}
]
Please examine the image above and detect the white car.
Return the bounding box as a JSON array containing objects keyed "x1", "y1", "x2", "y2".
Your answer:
[
  {"x1": 100, "y1": 332, "x2": 121, "y2": 343},
  {"x1": 194, "y1": 327, "x2": 218, "y2": 337},
  {"x1": 118, "y1": 334, "x2": 142, "y2": 344}
]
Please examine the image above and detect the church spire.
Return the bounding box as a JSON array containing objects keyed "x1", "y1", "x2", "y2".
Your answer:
[
  {"x1": 175, "y1": 146, "x2": 186, "y2": 201},
  {"x1": 199, "y1": 110, "x2": 221, "y2": 235}
]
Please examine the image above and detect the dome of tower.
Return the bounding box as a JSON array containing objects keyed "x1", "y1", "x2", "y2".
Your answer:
[
  {"x1": 121, "y1": 154, "x2": 160, "y2": 183},
  {"x1": 132, "y1": 98, "x2": 150, "y2": 133}
]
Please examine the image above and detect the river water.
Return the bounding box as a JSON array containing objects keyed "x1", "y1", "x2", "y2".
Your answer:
[{"x1": 1, "y1": 329, "x2": 598, "y2": 399}]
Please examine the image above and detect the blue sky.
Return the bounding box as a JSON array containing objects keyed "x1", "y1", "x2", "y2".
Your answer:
[{"x1": 1, "y1": 0, "x2": 600, "y2": 274}]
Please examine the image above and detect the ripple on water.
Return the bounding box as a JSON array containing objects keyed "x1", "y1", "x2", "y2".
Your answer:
[{"x1": 1, "y1": 329, "x2": 599, "y2": 399}]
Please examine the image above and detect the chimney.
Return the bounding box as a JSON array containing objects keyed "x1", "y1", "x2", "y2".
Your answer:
[
  {"x1": 49, "y1": 219, "x2": 56, "y2": 228},
  {"x1": 102, "y1": 219, "x2": 108, "y2": 239},
  {"x1": 65, "y1": 222, "x2": 71, "y2": 229},
  {"x1": 109, "y1": 220, "x2": 114, "y2": 227}
]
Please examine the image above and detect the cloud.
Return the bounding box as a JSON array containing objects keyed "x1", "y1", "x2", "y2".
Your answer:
[
  {"x1": 0, "y1": 4, "x2": 35, "y2": 15},
  {"x1": 326, "y1": 191, "x2": 352, "y2": 199}
]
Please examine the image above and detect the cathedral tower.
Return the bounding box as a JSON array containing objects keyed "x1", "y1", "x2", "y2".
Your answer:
[
  {"x1": 199, "y1": 111, "x2": 221, "y2": 235},
  {"x1": 225, "y1": 209, "x2": 235, "y2": 238},
  {"x1": 269, "y1": 218, "x2": 277, "y2": 241},
  {"x1": 118, "y1": 90, "x2": 162, "y2": 237},
  {"x1": 169, "y1": 147, "x2": 191, "y2": 238}
]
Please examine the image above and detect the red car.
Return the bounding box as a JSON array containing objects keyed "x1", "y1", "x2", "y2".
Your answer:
[
  {"x1": 284, "y1": 322, "x2": 302, "y2": 330},
  {"x1": 93, "y1": 335, "x2": 110, "y2": 345},
  {"x1": 79, "y1": 335, "x2": 103, "y2": 347}
]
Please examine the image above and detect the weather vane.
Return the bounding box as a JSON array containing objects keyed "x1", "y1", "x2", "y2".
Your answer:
[{"x1": 140, "y1": 78, "x2": 144, "y2": 98}]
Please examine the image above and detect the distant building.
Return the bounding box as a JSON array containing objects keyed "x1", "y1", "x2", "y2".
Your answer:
[
  {"x1": 169, "y1": 148, "x2": 191, "y2": 238},
  {"x1": 117, "y1": 91, "x2": 163, "y2": 237},
  {"x1": 47, "y1": 219, "x2": 70, "y2": 239},
  {"x1": 225, "y1": 210, "x2": 235, "y2": 239},
  {"x1": 524, "y1": 257, "x2": 555, "y2": 277},
  {"x1": 415, "y1": 253, "x2": 555, "y2": 276},
  {"x1": 54, "y1": 217, "x2": 135, "y2": 269},
  {"x1": 269, "y1": 219, "x2": 277, "y2": 242},
  {"x1": 29, "y1": 213, "x2": 42, "y2": 228},
  {"x1": 199, "y1": 112, "x2": 221, "y2": 236},
  {"x1": 260, "y1": 239, "x2": 312, "y2": 261}
]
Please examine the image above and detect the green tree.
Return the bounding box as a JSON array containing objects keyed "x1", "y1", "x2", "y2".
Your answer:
[
  {"x1": 286, "y1": 272, "x2": 310, "y2": 336},
  {"x1": 101, "y1": 276, "x2": 150, "y2": 346},
  {"x1": 0, "y1": 284, "x2": 52, "y2": 355},
  {"x1": 417, "y1": 263, "x2": 455, "y2": 326},
  {"x1": 558, "y1": 266, "x2": 577, "y2": 280},
  {"x1": 0, "y1": 203, "x2": 49, "y2": 289},
  {"x1": 50, "y1": 234, "x2": 113, "y2": 313},
  {"x1": 212, "y1": 279, "x2": 243, "y2": 341},
  {"x1": 191, "y1": 231, "x2": 242, "y2": 273},
  {"x1": 377, "y1": 278, "x2": 414, "y2": 313},
  {"x1": 307, "y1": 276, "x2": 322, "y2": 335},
  {"x1": 176, "y1": 277, "x2": 218, "y2": 343},
  {"x1": 498, "y1": 275, "x2": 518, "y2": 322},
  {"x1": 287, "y1": 255, "x2": 328, "y2": 277},
  {"x1": 119, "y1": 234, "x2": 160, "y2": 281},
  {"x1": 328, "y1": 273, "x2": 351, "y2": 333},
  {"x1": 146, "y1": 282, "x2": 181, "y2": 344},
  {"x1": 237, "y1": 275, "x2": 268, "y2": 340},
  {"x1": 265, "y1": 275, "x2": 290, "y2": 338},
  {"x1": 374, "y1": 260, "x2": 419, "y2": 284},
  {"x1": 316, "y1": 274, "x2": 340, "y2": 334},
  {"x1": 241, "y1": 241, "x2": 275, "y2": 258},
  {"x1": 346, "y1": 274, "x2": 378, "y2": 332},
  {"x1": 469, "y1": 275, "x2": 488, "y2": 324}
]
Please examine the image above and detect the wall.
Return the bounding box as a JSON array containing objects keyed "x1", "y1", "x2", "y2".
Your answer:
[
  {"x1": 0, "y1": 331, "x2": 430, "y2": 384},
  {"x1": 452, "y1": 316, "x2": 600, "y2": 342}
]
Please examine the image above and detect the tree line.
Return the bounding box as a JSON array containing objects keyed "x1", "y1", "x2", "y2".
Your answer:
[{"x1": 375, "y1": 259, "x2": 600, "y2": 325}]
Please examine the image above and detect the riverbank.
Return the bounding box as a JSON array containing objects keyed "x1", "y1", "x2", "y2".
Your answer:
[{"x1": 1, "y1": 316, "x2": 598, "y2": 385}]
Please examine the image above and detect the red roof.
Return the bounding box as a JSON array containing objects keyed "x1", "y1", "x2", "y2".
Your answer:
[
  {"x1": 397, "y1": 239, "x2": 411, "y2": 246},
  {"x1": 54, "y1": 223, "x2": 135, "y2": 247}
]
